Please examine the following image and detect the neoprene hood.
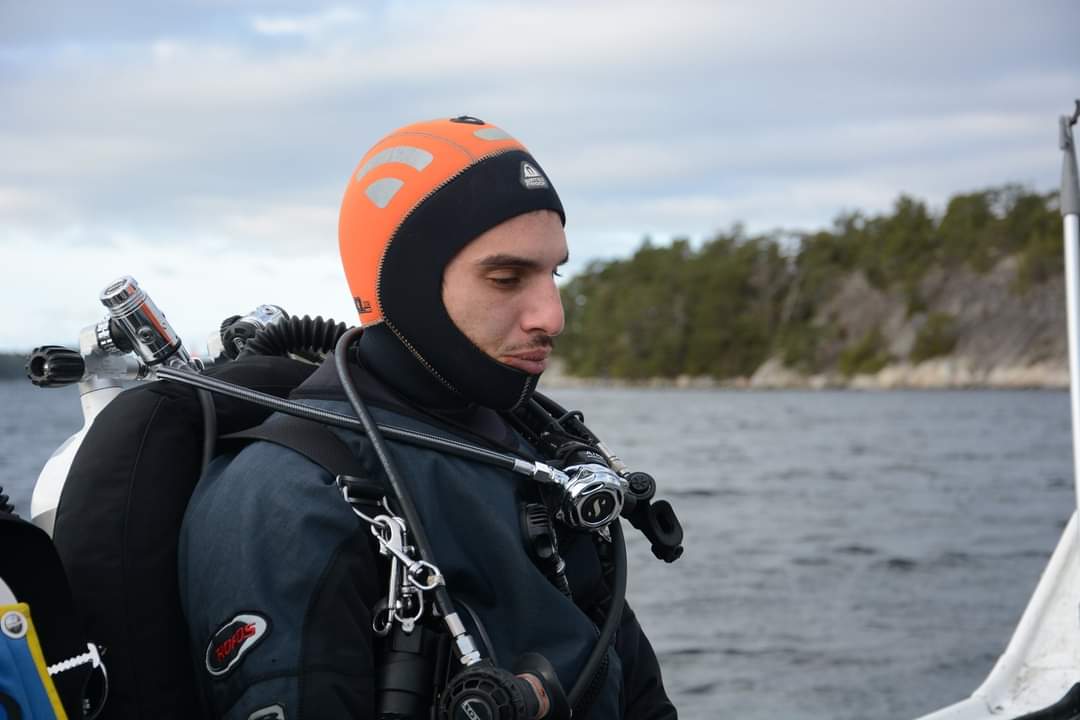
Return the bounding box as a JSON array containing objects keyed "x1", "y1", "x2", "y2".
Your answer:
[{"x1": 339, "y1": 116, "x2": 565, "y2": 411}]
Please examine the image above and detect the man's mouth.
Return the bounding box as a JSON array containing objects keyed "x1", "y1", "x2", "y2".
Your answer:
[{"x1": 501, "y1": 347, "x2": 551, "y2": 375}]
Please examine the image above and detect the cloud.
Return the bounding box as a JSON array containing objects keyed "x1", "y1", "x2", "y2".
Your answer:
[
  {"x1": 0, "y1": 187, "x2": 50, "y2": 215},
  {"x1": 0, "y1": 232, "x2": 356, "y2": 352},
  {"x1": 251, "y1": 7, "x2": 366, "y2": 38},
  {"x1": 209, "y1": 200, "x2": 339, "y2": 253},
  {"x1": 0, "y1": 0, "x2": 1078, "y2": 347}
]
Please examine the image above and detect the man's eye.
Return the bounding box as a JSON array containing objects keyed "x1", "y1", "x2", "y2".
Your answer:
[{"x1": 489, "y1": 275, "x2": 520, "y2": 287}]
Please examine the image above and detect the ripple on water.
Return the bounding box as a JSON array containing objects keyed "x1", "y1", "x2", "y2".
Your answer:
[{"x1": 2, "y1": 385, "x2": 1074, "y2": 720}]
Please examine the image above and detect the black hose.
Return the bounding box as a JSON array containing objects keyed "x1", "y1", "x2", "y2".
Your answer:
[
  {"x1": 332, "y1": 328, "x2": 464, "y2": 634},
  {"x1": 531, "y1": 392, "x2": 596, "y2": 443},
  {"x1": 517, "y1": 391, "x2": 630, "y2": 709},
  {"x1": 156, "y1": 367, "x2": 523, "y2": 472},
  {"x1": 330, "y1": 327, "x2": 628, "y2": 706},
  {"x1": 569, "y1": 520, "x2": 627, "y2": 710},
  {"x1": 197, "y1": 389, "x2": 216, "y2": 472},
  {"x1": 455, "y1": 598, "x2": 499, "y2": 666},
  {"x1": 238, "y1": 315, "x2": 348, "y2": 360}
]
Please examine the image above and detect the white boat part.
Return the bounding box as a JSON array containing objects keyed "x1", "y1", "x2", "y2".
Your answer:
[
  {"x1": 916, "y1": 102, "x2": 1080, "y2": 720},
  {"x1": 917, "y1": 513, "x2": 1079, "y2": 719}
]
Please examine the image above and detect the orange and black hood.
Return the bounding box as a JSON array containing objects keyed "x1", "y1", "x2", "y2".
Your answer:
[{"x1": 339, "y1": 116, "x2": 564, "y2": 410}]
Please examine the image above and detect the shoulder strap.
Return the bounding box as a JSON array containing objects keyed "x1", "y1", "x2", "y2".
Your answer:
[{"x1": 222, "y1": 415, "x2": 385, "y2": 503}]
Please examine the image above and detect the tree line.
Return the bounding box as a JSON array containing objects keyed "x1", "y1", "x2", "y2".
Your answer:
[
  {"x1": 557, "y1": 185, "x2": 1061, "y2": 379},
  {"x1": 0, "y1": 186, "x2": 1061, "y2": 381}
]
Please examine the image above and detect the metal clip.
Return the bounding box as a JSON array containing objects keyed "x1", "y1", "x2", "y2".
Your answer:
[
  {"x1": 339, "y1": 496, "x2": 447, "y2": 636},
  {"x1": 372, "y1": 515, "x2": 405, "y2": 636},
  {"x1": 367, "y1": 514, "x2": 444, "y2": 634},
  {"x1": 370, "y1": 516, "x2": 445, "y2": 591}
]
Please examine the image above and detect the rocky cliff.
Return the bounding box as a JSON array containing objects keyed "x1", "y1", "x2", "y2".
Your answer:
[
  {"x1": 554, "y1": 186, "x2": 1068, "y2": 389},
  {"x1": 749, "y1": 256, "x2": 1067, "y2": 389}
]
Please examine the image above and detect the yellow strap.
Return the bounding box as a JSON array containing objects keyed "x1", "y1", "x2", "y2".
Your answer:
[{"x1": 1, "y1": 602, "x2": 69, "y2": 720}]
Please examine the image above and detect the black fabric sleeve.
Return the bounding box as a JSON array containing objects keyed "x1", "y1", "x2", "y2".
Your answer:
[
  {"x1": 179, "y1": 443, "x2": 386, "y2": 720},
  {"x1": 615, "y1": 603, "x2": 678, "y2": 720},
  {"x1": 298, "y1": 531, "x2": 384, "y2": 717}
]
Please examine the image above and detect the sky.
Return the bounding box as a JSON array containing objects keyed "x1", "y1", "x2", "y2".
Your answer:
[{"x1": 1, "y1": 0, "x2": 1077, "y2": 351}]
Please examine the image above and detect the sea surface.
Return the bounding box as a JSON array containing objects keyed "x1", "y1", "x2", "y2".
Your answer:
[{"x1": 0, "y1": 380, "x2": 1073, "y2": 720}]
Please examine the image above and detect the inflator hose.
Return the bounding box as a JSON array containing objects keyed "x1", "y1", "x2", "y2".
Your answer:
[
  {"x1": 332, "y1": 329, "x2": 465, "y2": 640},
  {"x1": 332, "y1": 326, "x2": 628, "y2": 714},
  {"x1": 238, "y1": 314, "x2": 348, "y2": 360},
  {"x1": 570, "y1": 520, "x2": 627, "y2": 711}
]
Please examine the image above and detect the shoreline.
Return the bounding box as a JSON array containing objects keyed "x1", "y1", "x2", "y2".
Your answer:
[
  {"x1": 539, "y1": 358, "x2": 1069, "y2": 391},
  {"x1": 2, "y1": 360, "x2": 1067, "y2": 391}
]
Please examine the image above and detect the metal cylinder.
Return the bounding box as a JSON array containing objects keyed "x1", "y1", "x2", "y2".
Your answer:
[
  {"x1": 99, "y1": 276, "x2": 189, "y2": 367},
  {"x1": 1064, "y1": 215, "x2": 1080, "y2": 512}
]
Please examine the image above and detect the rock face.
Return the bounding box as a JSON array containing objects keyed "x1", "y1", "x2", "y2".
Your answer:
[
  {"x1": 752, "y1": 256, "x2": 1069, "y2": 389},
  {"x1": 850, "y1": 359, "x2": 1068, "y2": 389},
  {"x1": 544, "y1": 252, "x2": 1070, "y2": 390}
]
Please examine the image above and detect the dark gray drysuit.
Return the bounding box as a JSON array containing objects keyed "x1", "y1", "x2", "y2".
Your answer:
[{"x1": 178, "y1": 357, "x2": 677, "y2": 719}]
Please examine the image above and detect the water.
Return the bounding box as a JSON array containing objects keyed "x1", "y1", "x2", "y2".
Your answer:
[
  {"x1": 0, "y1": 381, "x2": 1072, "y2": 720},
  {"x1": 1, "y1": 381, "x2": 81, "y2": 514}
]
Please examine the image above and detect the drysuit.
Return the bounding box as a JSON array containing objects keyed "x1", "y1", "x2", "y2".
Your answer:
[{"x1": 177, "y1": 347, "x2": 677, "y2": 719}]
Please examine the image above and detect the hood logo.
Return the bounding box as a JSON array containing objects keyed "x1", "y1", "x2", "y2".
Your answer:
[
  {"x1": 520, "y1": 161, "x2": 549, "y2": 190},
  {"x1": 460, "y1": 698, "x2": 491, "y2": 720},
  {"x1": 354, "y1": 296, "x2": 373, "y2": 314},
  {"x1": 206, "y1": 613, "x2": 270, "y2": 677}
]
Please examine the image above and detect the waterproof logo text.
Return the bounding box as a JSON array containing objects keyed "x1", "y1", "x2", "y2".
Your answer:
[{"x1": 206, "y1": 613, "x2": 270, "y2": 677}]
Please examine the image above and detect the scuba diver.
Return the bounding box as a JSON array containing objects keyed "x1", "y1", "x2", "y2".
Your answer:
[{"x1": 177, "y1": 117, "x2": 679, "y2": 719}]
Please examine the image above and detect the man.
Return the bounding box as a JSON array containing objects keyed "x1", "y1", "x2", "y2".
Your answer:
[{"x1": 179, "y1": 117, "x2": 676, "y2": 719}]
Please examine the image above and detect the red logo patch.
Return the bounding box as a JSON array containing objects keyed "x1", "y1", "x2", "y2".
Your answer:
[{"x1": 206, "y1": 613, "x2": 269, "y2": 677}]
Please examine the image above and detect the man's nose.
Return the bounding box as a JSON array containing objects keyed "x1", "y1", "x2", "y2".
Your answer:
[{"x1": 524, "y1": 277, "x2": 565, "y2": 337}]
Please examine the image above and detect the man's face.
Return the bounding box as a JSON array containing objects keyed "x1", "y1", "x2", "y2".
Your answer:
[{"x1": 442, "y1": 210, "x2": 567, "y2": 375}]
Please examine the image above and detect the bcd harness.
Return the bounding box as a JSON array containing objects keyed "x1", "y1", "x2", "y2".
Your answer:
[{"x1": 9, "y1": 318, "x2": 684, "y2": 719}]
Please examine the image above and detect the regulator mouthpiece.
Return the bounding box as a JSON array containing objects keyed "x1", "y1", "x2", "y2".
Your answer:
[
  {"x1": 558, "y1": 463, "x2": 628, "y2": 530},
  {"x1": 99, "y1": 276, "x2": 190, "y2": 367},
  {"x1": 217, "y1": 304, "x2": 288, "y2": 360}
]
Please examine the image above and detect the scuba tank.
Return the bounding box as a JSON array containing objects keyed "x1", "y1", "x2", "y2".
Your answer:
[{"x1": 14, "y1": 276, "x2": 348, "y2": 719}]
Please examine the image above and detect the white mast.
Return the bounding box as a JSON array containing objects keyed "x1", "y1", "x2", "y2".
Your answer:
[{"x1": 1061, "y1": 102, "x2": 1080, "y2": 512}]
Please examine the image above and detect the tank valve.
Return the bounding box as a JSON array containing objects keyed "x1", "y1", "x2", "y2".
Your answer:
[{"x1": 26, "y1": 346, "x2": 86, "y2": 388}]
